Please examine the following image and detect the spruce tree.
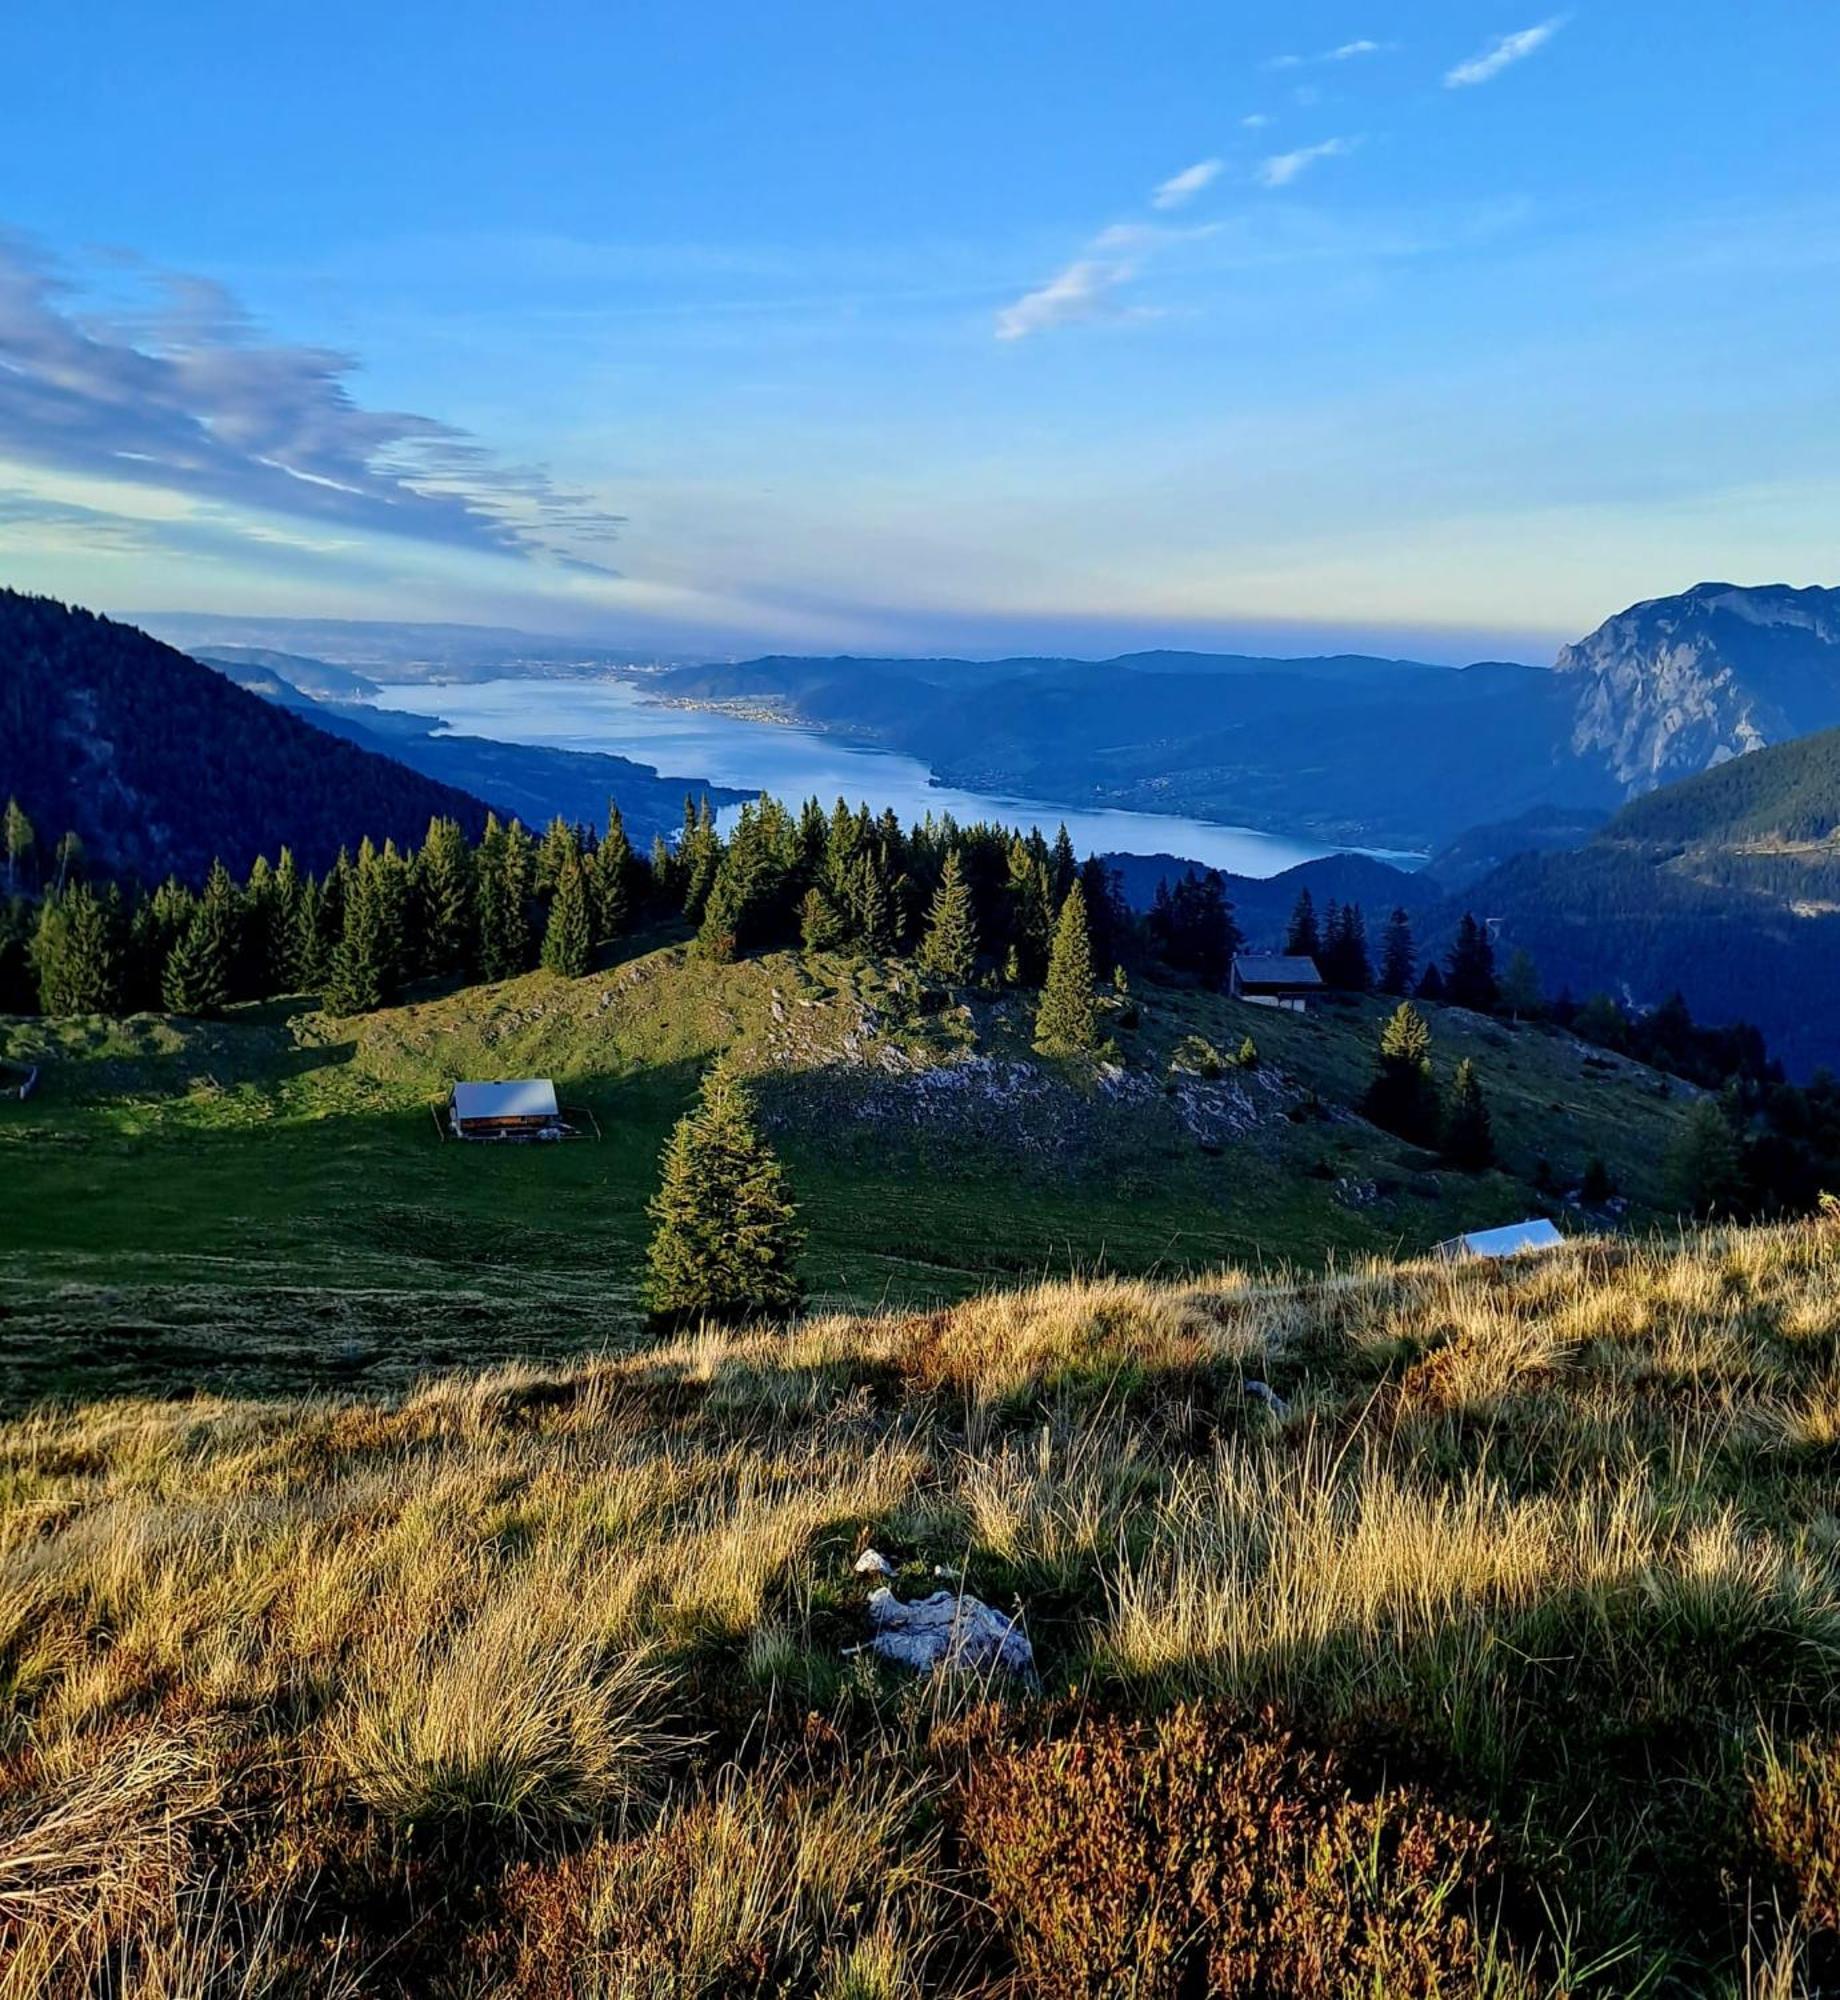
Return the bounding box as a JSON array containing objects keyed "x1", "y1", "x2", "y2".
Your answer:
[
  {"x1": 917, "y1": 850, "x2": 978, "y2": 987},
  {"x1": 1501, "y1": 948, "x2": 1543, "y2": 1021},
  {"x1": 2, "y1": 798, "x2": 33, "y2": 894},
  {"x1": 292, "y1": 877, "x2": 331, "y2": 997},
  {"x1": 1666, "y1": 1098, "x2": 1742, "y2": 1217},
  {"x1": 32, "y1": 881, "x2": 123, "y2": 1015},
  {"x1": 1441, "y1": 1057, "x2": 1496, "y2": 1170},
  {"x1": 270, "y1": 849, "x2": 303, "y2": 991},
  {"x1": 417, "y1": 817, "x2": 476, "y2": 974},
  {"x1": 541, "y1": 854, "x2": 593, "y2": 976},
  {"x1": 1005, "y1": 838, "x2": 1051, "y2": 984},
  {"x1": 1379, "y1": 907, "x2": 1415, "y2": 996},
  {"x1": 479, "y1": 817, "x2": 535, "y2": 980},
  {"x1": 162, "y1": 878, "x2": 235, "y2": 1017},
  {"x1": 1444, "y1": 913, "x2": 1500, "y2": 1013},
  {"x1": 1285, "y1": 888, "x2": 1320, "y2": 960},
  {"x1": 593, "y1": 801, "x2": 635, "y2": 939},
  {"x1": 1034, "y1": 879, "x2": 1099, "y2": 1057},
  {"x1": 1362, "y1": 1000, "x2": 1439, "y2": 1144},
  {"x1": 644, "y1": 1063, "x2": 805, "y2": 1325},
  {"x1": 325, "y1": 852, "x2": 387, "y2": 1014}
]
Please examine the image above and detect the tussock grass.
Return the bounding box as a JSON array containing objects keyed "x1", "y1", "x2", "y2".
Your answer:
[{"x1": 2, "y1": 1223, "x2": 1838, "y2": 1992}]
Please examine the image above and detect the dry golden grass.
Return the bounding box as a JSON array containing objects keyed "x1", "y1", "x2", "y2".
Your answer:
[{"x1": 1, "y1": 1223, "x2": 1838, "y2": 1993}]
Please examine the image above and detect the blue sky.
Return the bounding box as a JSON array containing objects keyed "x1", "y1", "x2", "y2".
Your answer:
[{"x1": 2, "y1": 0, "x2": 1838, "y2": 661}]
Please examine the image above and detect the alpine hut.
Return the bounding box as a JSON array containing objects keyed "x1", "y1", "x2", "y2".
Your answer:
[
  {"x1": 448, "y1": 1079, "x2": 564, "y2": 1142},
  {"x1": 1230, "y1": 953, "x2": 1324, "y2": 1013}
]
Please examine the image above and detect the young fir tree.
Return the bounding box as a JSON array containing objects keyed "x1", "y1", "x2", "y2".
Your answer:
[
  {"x1": 3, "y1": 798, "x2": 33, "y2": 894},
  {"x1": 291, "y1": 876, "x2": 331, "y2": 997},
  {"x1": 535, "y1": 816, "x2": 582, "y2": 897},
  {"x1": 479, "y1": 817, "x2": 535, "y2": 980},
  {"x1": 799, "y1": 885, "x2": 847, "y2": 952},
  {"x1": 644, "y1": 1062, "x2": 805, "y2": 1326},
  {"x1": 1285, "y1": 888, "x2": 1321, "y2": 960},
  {"x1": 917, "y1": 850, "x2": 978, "y2": 987},
  {"x1": 678, "y1": 796, "x2": 722, "y2": 923},
  {"x1": 1005, "y1": 837, "x2": 1052, "y2": 985},
  {"x1": 1441, "y1": 1057, "x2": 1496, "y2": 1171},
  {"x1": 1362, "y1": 1000, "x2": 1440, "y2": 1144},
  {"x1": 270, "y1": 849, "x2": 303, "y2": 991},
  {"x1": 541, "y1": 854, "x2": 593, "y2": 976},
  {"x1": 32, "y1": 880, "x2": 123, "y2": 1015},
  {"x1": 1379, "y1": 906, "x2": 1416, "y2": 996},
  {"x1": 1034, "y1": 878, "x2": 1099, "y2": 1057}
]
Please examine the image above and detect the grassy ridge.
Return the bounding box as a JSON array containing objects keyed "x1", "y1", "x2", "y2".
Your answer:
[
  {"x1": 2, "y1": 1225, "x2": 1838, "y2": 1993},
  {"x1": 2, "y1": 941, "x2": 1694, "y2": 1407}
]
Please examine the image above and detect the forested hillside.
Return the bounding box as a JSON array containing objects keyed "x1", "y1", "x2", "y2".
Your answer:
[
  {"x1": 0, "y1": 591, "x2": 490, "y2": 882},
  {"x1": 1471, "y1": 726, "x2": 1840, "y2": 1076}
]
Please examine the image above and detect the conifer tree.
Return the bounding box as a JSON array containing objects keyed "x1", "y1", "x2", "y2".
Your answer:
[
  {"x1": 1415, "y1": 961, "x2": 1446, "y2": 1003},
  {"x1": 644, "y1": 1062, "x2": 805, "y2": 1325},
  {"x1": 541, "y1": 854, "x2": 593, "y2": 976},
  {"x1": 1362, "y1": 1000, "x2": 1439, "y2": 1143},
  {"x1": 1005, "y1": 837, "x2": 1052, "y2": 985},
  {"x1": 1379, "y1": 907, "x2": 1416, "y2": 996},
  {"x1": 1285, "y1": 888, "x2": 1321, "y2": 960},
  {"x1": 1501, "y1": 948, "x2": 1543, "y2": 1021},
  {"x1": 32, "y1": 880, "x2": 123, "y2": 1015},
  {"x1": 917, "y1": 849, "x2": 978, "y2": 987},
  {"x1": 270, "y1": 849, "x2": 303, "y2": 991},
  {"x1": 679, "y1": 796, "x2": 722, "y2": 922},
  {"x1": 478, "y1": 816, "x2": 534, "y2": 980},
  {"x1": 799, "y1": 885, "x2": 847, "y2": 952},
  {"x1": 1444, "y1": 913, "x2": 1500, "y2": 1013},
  {"x1": 162, "y1": 865, "x2": 238, "y2": 1017},
  {"x1": 846, "y1": 849, "x2": 896, "y2": 956},
  {"x1": 292, "y1": 876, "x2": 331, "y2": 997},
  {"x1": 1049, "y1": 823, "x2": 1079, "y2": 907},
  {"x1": 1441, "y1": 1057, "x2": 1496, "y2": 1170},
  {"x1": 535, "y1": 816, "x2": 583, "y2": 896},
  {"x1": 370, "y1": 840, "x2": 412, "y2": 995},
  {"x1": 1666, "y1": 1098, "x2": 1742, "y2": 1217},
  {"x1": 593, "y1": 800, "x2": 636, "y2": 939},
  {"x1": 1034, "y1": 879, "x2": 1099, "y2": 1057},
  {"x1": 325, "y1": 849, "x2": 388, "y2": 1014},
  {"x1": 1321, "y1": 901, "x2": 1372, "y2": 991},
  {"x1": 2, "y1": 798, "x2": 33, "y2": 894},
  {"x1": 129, "y1": 878, "x2": 195, "y2": 1011},
  {"x1": 416, "y1": 817, "x2": 476, "y2": 974}
]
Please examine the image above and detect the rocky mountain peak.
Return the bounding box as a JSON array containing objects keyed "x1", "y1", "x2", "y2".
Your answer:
[{"x1": 1554, "y1": 581, "x2": 1840, "y2": 793}]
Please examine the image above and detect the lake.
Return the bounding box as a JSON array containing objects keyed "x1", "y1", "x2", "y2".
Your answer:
[{"x1": 369, "y1": 677, "x2": 1412, "y2": 879}]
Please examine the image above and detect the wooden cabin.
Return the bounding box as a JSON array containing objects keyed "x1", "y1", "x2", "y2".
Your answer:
[
  {"x1": 1230, "y1": 953, "x2": 1324, "y2": 1013},
  {"x1": 448, "y1": 1078, "x2": 564, "y2": 1141}
]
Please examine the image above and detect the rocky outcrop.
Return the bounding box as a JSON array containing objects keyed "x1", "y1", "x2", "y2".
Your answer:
[{"x1": 1556, "y1": 582, "x2": 1840, "y2": 794}]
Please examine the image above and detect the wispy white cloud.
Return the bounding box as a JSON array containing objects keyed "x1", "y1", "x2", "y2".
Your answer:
[
  {"x1": 1241, "y1": 112, "x2": 1272, "y2": 130},
  {"x1": 995, "y1": 223, "x2": 1210, "y2": 340},
  {"x1": 1151, "y1": 157, "x2": 1224, "y2": 211},
  {"x1": 1444, "y1": 18, "x2": 1565, "y2": 87},
  {"x1": 1257, "y1": 137, "x2": 1355, "y2": 189},
  {"x1": 1266, "y1": 37, "x2": 1391, "y2": 70}
]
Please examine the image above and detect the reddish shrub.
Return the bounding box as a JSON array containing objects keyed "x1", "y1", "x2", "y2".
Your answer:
[{"x1": 961, "y1": 1704, "x2": 1528, "y2": 1999}]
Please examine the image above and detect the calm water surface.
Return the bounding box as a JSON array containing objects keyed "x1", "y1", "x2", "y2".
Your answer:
[{"x1": 371, "y1": 677, "x2": 1415, "y2": 879}]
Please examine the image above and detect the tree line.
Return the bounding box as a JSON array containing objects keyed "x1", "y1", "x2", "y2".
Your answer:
[{"x1": 0, "y1": 790, "x2": 1242, "y2": 1028}]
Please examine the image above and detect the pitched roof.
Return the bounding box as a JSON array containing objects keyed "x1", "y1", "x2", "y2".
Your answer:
[
  {"x1": 1233, "y1": 953, "x2": 1323, "y2": 989},
  {"x1": 451, "y1": 1079, "x2": 559, "y2": 1122},
  {"x1": 1437, "y1": 1218, "x2": 1564, "y2": 1260}
]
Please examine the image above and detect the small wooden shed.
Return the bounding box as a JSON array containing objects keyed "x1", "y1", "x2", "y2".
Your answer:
[{"x1": 448, "y1": 1078, "x2": 564, "y2": 1141}]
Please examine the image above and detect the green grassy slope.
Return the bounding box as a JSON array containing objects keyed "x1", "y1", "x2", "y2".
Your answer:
[{"x1": 1, "y1": 939, "x2": 1696, "y2": 1407}]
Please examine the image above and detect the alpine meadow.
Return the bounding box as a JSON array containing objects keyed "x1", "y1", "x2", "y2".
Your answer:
[{"x1": 5, "y1": 4, "x2": 1840, "y2": 1996}]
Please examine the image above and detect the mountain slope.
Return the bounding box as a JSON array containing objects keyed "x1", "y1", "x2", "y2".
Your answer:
[
  {"x1": 1469, "y1": 723, "x2": 1840, "y2": 1075},
  {"x1": 1558, "y1": 580, "x2": 1840, "y2": 792},
  {"x1": 0, "y1": 590, "x2": 490, "y2": 882}
]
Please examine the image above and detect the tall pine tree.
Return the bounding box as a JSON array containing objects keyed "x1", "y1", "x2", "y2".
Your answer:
[
  {"x1": 1441, "y1": 1058, "x2": 1496, "y2": 1170},
  {"x1": 1379, "y1": 907, "x2": 1416, "y2": 996},
  {"x1": 1285, "y1": 888, "x2": 1321, "y2": 960}
]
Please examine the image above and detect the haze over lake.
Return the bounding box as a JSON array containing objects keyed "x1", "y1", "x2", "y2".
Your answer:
[{"x1": 369, "y1": 677, "x2": 1413, "y2": 878}]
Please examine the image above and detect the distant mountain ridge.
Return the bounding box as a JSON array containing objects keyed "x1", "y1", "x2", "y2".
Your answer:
[{"x1": 0, "y1": 591, "x2": 491, "y2": 882}]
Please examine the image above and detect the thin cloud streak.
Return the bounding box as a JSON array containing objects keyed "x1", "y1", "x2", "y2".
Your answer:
[
  {"x1": 1257, "y1": 138, "x2": 1355, "y2": 190},
  {"x1": 1151, "y1": 158, "x2": 1223, "y2": 210},
  {"x1": 1445, "y1": 19, "x2": 1565, "y2": 87}
]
